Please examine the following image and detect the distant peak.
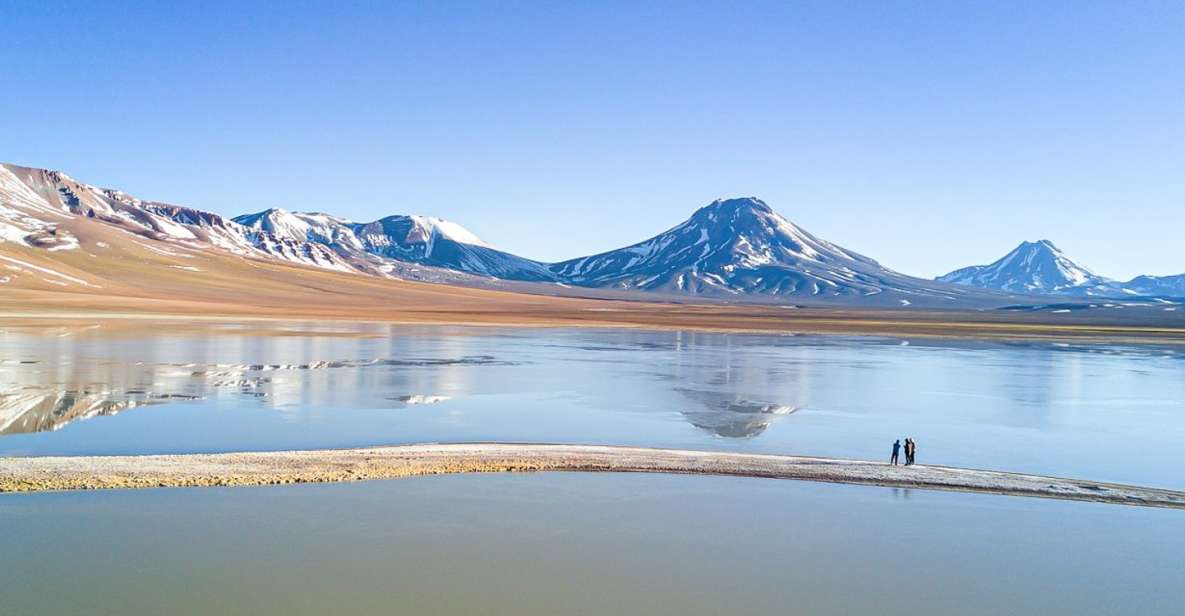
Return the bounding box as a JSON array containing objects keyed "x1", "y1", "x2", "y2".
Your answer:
[
  {"x1": 232, "y1": 207, "x2": 307, "y2": 232},
  {"x1": 1019, "y1": 239, "x2": 1059, "y2": 251},
  {"x1": 372, "y1": 214, "x2": 490, "y2": 248},
  {"x1": 707, "y1": 197, "x2": 771, "y2": 210},
  {"x1": 938, "y1": 237, "x2": 1104, "y2": 293},
  {"x1": 237, "y1": 207, "x2": 289, "y2": 219},
  {"x1": 692, "y1": 197, "x2": 774, "y2": 220}
]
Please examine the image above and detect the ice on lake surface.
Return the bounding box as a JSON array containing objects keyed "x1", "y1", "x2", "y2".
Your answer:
[{"x1": 1, "y1": 324, "x2": 1184, "y2": 489}]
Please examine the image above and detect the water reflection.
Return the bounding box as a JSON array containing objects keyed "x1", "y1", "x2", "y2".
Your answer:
[
  {"x1": 0, "y1": 389, "x2": 193, "y2": 435},
  {"x1": 0, "y1": 354, "x2": 500, "y2": 436},
  {"x1": 0, "y1": 351, "x2": 803, "y2": 439},
  {"x1": 676, "y1": 387, "x2": 799, "y2": 438},
  {"x1": 1, "y1": 326, "x2": 1184, "y2": 490}
]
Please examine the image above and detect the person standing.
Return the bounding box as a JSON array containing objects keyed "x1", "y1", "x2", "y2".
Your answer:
[
  {"x1": 904, "y1": 438, "x2": 913, "y2": 465},
  {"x1": 910, "y1": 438, "x2": 918, "y2": 465},
  {"x1": 891, "y1": 439, "x2": 901, "y2": 465}
]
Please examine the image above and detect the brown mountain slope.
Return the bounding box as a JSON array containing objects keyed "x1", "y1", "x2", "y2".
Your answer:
[
  {"x1": 1, "y1": 195, "x2": 1183, "y2": 341},
  {"x1": 2, "y1": 232, "x2": 1184, "y2": 345}
]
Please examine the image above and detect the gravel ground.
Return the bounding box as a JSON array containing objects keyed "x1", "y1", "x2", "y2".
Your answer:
[{"x1": 2, "y1": 443, "x2": 1183, "y2": 509}]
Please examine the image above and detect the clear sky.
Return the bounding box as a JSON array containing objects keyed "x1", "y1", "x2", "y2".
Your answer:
[{"x1": 1, "y1": 1, "x2": 1181, "y2": 279}]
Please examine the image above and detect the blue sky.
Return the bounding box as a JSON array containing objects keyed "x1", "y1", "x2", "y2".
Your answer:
[{"x1": 1, "y1": 1, "x2": 1181, "y2": 278}]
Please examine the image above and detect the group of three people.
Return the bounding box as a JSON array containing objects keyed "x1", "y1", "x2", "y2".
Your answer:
[{"x1": 890, "y1": 438, "x2": 917, "y2": 466}]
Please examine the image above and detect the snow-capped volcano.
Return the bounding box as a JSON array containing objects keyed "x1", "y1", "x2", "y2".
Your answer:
[
  {"x1": 550, "y1": 197, "x2": 978, "y2": 303},
  {"x1": 937, "y1": 240, "x2": 1113, "y2": 295},
  {"x1": 233, "y1": 209, "x2": 555, "y2": 281}
]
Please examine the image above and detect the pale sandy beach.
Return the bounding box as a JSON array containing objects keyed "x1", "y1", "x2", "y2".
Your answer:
[{"x1": 3, "y1": 443, "x2": 1183, "y2": 509}]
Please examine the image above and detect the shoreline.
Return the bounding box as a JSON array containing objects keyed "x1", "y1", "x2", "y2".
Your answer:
[
  {"x1": 2, "y1": 443, "x2": 1183, "y2": 509},
  {"x1": 4, "y1": 309, "x2": 1185, "y2": 346}
]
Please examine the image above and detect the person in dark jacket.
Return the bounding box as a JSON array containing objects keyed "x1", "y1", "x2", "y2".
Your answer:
[{"x1": 891, "y1": 439, "x2": 901, "y2": 465}]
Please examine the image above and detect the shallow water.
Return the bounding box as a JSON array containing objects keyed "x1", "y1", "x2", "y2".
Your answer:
[
  {"x1": 2, "y1": 325, "x2": 1184, "y2": 488},
  {"x1": 2, "y1": 473, "x2": 1183, "y2": 616},
  {"x1": 3, "y1": 325, "x2": 1184, "y2": 613}
]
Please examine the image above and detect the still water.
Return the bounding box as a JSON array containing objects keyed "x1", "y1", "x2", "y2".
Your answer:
[
  {"x1": 2, "y1": 473, "x2": 1183, "y2": 616},
  {"x1": 3, "y1": 324, "x2": 1184, "y2": 614},
  {"x1": 2, "y1": 324, "x2": 1184, "y2": 487}
]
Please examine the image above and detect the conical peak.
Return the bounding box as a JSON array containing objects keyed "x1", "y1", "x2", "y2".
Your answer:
[
  {"x1": 695, "y1": 197, "x2": 773, "y2": 217},
  {"x1": 1016, "y1": 239, "x2": 1060, "y2": 253}
]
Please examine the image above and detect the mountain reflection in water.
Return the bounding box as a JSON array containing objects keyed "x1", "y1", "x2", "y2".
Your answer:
[
  {"x1": 0, "y1": 389, "x2": 197, "y2": 435},
  {"x1": 0, "y1": 356, "x2": 493, "y2": 437},
  {"x1": 676, "y1": 387, "x2": 800, "y2": 438},
  {"x1": 0, "y1": 352, "x2": 801, "y2": 439}
]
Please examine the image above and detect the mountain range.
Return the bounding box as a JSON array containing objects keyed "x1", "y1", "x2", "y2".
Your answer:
[
  {"x1": 937, "y1": 240, "x2": 1185, "y2": 298},
  {"x1": 232, "y1": 208, "x2": 556, "y2": 282},
  {"x1": 2, "y1": 161, "x2": 1181, "y2": 308}
]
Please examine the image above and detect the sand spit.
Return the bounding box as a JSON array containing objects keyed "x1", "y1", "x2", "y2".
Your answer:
[{"x1": 2, "y1": 443, "x2": 1183, "y2": 508}]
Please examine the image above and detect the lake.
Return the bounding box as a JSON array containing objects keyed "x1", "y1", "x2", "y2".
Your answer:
[
  {"x1": 2, "y1": 324, "x2": 1184, "y2": 615},
  {"x1": 2, "y1": 324, "x2": 1183, "y2": 488},
  {"x1": 2, "y1": 473, "x2": 1183, "y2": 616}
]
